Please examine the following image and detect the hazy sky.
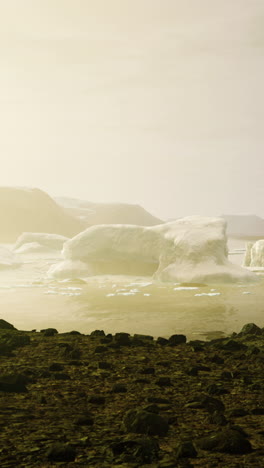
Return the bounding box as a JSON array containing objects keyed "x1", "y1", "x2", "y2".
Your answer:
[{"x1": 0, "y1": 0, "x2": 263, "y2": 219}]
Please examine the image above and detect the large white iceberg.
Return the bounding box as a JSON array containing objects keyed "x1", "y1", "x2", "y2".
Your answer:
[
  {"x1": 48, "y1": 216, "x2": 257, "y2": 283},
  {"x1": 14, "y1": 232, "x2": 69, "y2": 253},
  {"x1": 244, "y1": 240, "x2": 264, "y2": 267},
  {"x1": 0, "y1": 246, "x2": 20, "y2": 269}
]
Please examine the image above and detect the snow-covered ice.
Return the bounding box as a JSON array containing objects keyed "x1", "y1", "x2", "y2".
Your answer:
[
  {"x1": 48, "y1": 216, "x2": 257, "y2": 284},
  {"x1": 0, "y1": 246, "x2": 21, "y2": 269},
  {"x1": 14, "y1": 232, "x2": 69, "y2": 253},
  {"x1": 244, "y1": 240, "x2": 264, "y2": 268}
]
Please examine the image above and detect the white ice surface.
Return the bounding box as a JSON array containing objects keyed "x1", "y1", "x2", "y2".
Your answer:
[
  {"x1": 48, "y1": 216, "x2": 257, "y2": 284},
  {"x1": 0, "y1": 246, "x2": 21, "y2": 269},
  {"x1": 14, "y1": 232, "x2": 69, "y2": 252}
]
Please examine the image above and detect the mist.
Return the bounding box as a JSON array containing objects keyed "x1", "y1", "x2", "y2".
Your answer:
[{"x1": 0, "y1": 0, "x2": 263, "y2": 219}]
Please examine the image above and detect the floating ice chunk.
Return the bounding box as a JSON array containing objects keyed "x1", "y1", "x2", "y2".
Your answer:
[
  {"x1": 144, "y1": 293, "x2": 151, "y2": 296},
  {"x1": 242, "y1": 291, "x2": 252, "y2": 295},
  {"x1": 0, "y1": 247, "x2": 21, "y2": 269},
  {"x1": 14, "y1": 232, "x2": 68, "y2": 252},
  {"x1": 174, "y1": 287, "x2": 199, "y2": 291},
  {"x1": 106, "y1": 293, "x2": 115, "y2": 297},
  {"x1": 50, "y1": 217, "x2": 258, "y2": 283},
  {"x1": 117, "y1": 292, "x2": 135, "y2": 296},
  {"x1": 60, "y1": 292, "x2": 81, "y2": 296},
  {"x1": 195, "y1": 292, "x2": 221, "y2": 297}
]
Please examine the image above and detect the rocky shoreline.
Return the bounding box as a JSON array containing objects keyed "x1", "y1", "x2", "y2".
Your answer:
[{"x1": 0, "y1": 319, "x2": 263, "y2": 467}]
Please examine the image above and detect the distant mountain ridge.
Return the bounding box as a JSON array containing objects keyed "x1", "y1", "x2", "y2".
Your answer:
[
  {"x1": 55, "y1": 197, "x2": 163, "y2": 227},
  {"x1": 0, "y1": 187, "x2": 84, "y2": 242}
]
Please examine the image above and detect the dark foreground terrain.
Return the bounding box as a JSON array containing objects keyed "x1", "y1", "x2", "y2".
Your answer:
[{"x1": 0, "y1": 319, "x2": 263, "y2": 467}]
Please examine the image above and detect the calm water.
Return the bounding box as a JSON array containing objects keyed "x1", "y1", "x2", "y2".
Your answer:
[{"x1": 0, "y1": 243, "x2": 263, "y2": 340}]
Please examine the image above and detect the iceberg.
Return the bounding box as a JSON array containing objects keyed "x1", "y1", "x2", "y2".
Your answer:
[
  {"x1": 243, "y1": 240, "x2": 264, "y2": 267},
  {"x1": 48, "y1": 216, "x2": 257, "y2": 284},
  {"x1": 0, "y1": 246, "x2": 21, "y2": 270},
  {"x1": 14, "y1": 232, "x2": 69, "y2": 253}
]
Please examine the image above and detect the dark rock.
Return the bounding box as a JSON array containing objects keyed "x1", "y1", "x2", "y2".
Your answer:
[
  {"x1": 0, "y1": 332, "x2": 30, "y2": 354},
  {"x1": 207, "y1": 411, "x2": 228, "y2": 426},
  {"x1": 41, "y1": 328, "x2": 58, "y2": 336},
  {"x1": 100, "y1": 337, "x2": 112, "y2": 344},
  {"x1": 175, "y1": 441, "x2": 197, "y2": 458},
  {"x1": 242, "y1": 375, "x2": 253, "y2": 385},
  {"x1": 207, "y1": 384, "x2": 229, "y2": 395},
  {"x1": 251, "y1": 407, "x2": 264, "y2": 415},
  {"x1": 53, "y1": 372, "x2": 71, "y2": 380},
  {"x1": 187, "y1": 367, "x2": 198, "y2": 376},
  {"x1": 114, "y1": 333, "x2": 131, "y2": 346},
  {"x1": 0, "y1": 373, "x2": 28, "y2": 393},
  {"x1": 247, "y1": 346, "x2": 260, "y2": 355},
  {"x1": 143, "y1": 404, "x2": 160, "y2": 414},
  {"x1": 147, "y1": 397, "x2": 171, "y2": 405},
  {"x1": 188, "y1": 340, "x2": 205, "y2": 352},
  {"x1": 110, "y1": 436, "x2": 160, "y2": 464},
  {"x1": 157, "y1": 360, "x2": 171, "y2": 367},
  {"x1": 94, "y1": 345, "x2": 108, "y2": 354},
  {"x1": 157, "y1": 337, "x2": 169, "y2": 346},
  {"x1": 123, "y1": 409, "x2": 169, "y2": 436},
  {"x1": 91, "y1": 330, "x2": 105, "y2": 337},
  {"x1": 209, "y1": 354, "x2": 224, "y2": 364},
  {"x1": 68, "y1": 348, "x2": 81, "y2": 360},
  {"x1": 67, "y1": 330, "x2": 82, "y2": 335},
  {"x1": 185, "y1": 395, "x2": 225, "y2": 413},
  {"x1": 58, "y1": 342, "x2": 73, "y2": 351},
  {"x1": 88, "y1": 395, "x2": 105, "y2": 405},
  {"x1": 134, "y1": 334, "x2": 154, "y2": 341},
  {"x1": 220, "y1": 340, "x2": 248, "y2": 352},
  {"x1": 46, "y1": 443, "x2": 76, "y2": 461},
  {"x1": 168, "y1": 334, "x2": 187, "y2": 346},
  {"x1": 196, "y1": 428, "x2": 252, "y2": 454},
  {"x1": 0, "y1": 319, "x2": 16, "y2": 330},
  {"x1": 158, "y1": 454, "x2": 193, "y2": 467},
  {"x1": 140, "y1": 367, "x2": 155, "y2": 375},
  {"x1": 196, "y1": 364, "x2": 211, "y2": 372},
  {"x1": 226, "y1": 408, "x2": 249, "y2": 418},
  {"x1": 37, "y1": 395, "x2": 47, "y2": 404},
  {"x1": 134, "y1": 378, "x2": 150, "y2": 384},
  {"x1": 221, "y1": 371, "x2": 234, "y2": 380},
  {"x1": 156, "y1": 377, "x2": 172, "y2": 387},
  {"x1": 74, "y1": 414, "x2": 94, "y2": 426},
  {"x1": 239, "y1": 323, "x2": 262, "y2": 336},
  {"x1": 98, "y1": 361, "x2": 112, "y2": 370},
  {"x1": 111, "y1": 383, "x2": 127, "y2": 393},
  {"x1": 49, "y1": 363, "x2": 64, "y2": 372}
]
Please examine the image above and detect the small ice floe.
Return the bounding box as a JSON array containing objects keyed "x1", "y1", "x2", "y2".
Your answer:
[
  {"x1": 195, "y1": 292, "x2": 221, "y2": 297},
  {"x1": 59, "y1": 287, "x2": 82, "y2": 291},
  {"x1": 242, "y1": 291, "x2": 253, "y2": 295},
  {"x1": 210, "y1": 289, "x2": 216, "y2": 292},
  {"x1": 106, "y1": 293, "x2": 116, "y2": 297},
  {"x1": 59, "y1": 292, "x2": 81, "y2": 297},
  {"x1": 117, "y1": 292, "x2": 135, "y2": 296},
  {"x1": 45, "y1": 290, "x2": 58, "y2": 295},
  {"x1": 144, "y1": 293, "x2": 151, "y2": 296},
  {"x1": 174, "y1": 287, "x2": 199, "y2": 291}
]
